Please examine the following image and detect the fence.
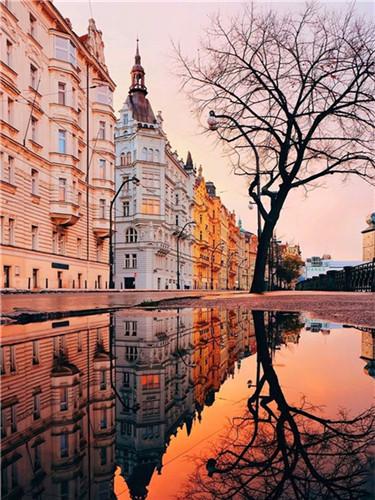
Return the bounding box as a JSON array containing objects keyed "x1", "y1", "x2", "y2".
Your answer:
[{"x1": 296, "y1": 261, "x2": 375, "y2": 292}]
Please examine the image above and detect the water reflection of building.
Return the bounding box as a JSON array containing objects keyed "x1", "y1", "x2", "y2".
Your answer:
[
  {"x1": 304, "y1": 319, "x2": 343, "y2": 334},
  {"x1": 0, "y1": 315, "x2": 115, "y2": 499},
  {"x1": 359, "y1": 328, "x2": 375, "y2": 378},
  {"x1": 114, "y1": 307, "x2": 256, "y2": 499}
]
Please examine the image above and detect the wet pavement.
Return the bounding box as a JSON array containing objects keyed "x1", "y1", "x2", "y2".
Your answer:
[{"x1": 1, "y1": 306, "x2": 374, "y2": 499}]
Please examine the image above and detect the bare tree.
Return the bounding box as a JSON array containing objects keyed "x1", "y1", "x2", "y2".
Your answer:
[
  {"x1": 175, "y1": 3, "x2": 375, "y2": 292},
  {"x1": 177, "y1": 311, "x2": 375, "y2": 499}
]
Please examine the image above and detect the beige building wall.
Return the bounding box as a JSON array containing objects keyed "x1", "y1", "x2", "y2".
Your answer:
[
  {"x1": 362, "y1": 229, "x2": 375, "y2": 261},
  {"x1": 0, "y1": 1, "x2": 115, "y2": 289}
]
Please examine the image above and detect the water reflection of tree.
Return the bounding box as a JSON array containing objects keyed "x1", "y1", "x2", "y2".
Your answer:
[{"x1": 178, "y1": 311, "x2": 375, "y2": 499}]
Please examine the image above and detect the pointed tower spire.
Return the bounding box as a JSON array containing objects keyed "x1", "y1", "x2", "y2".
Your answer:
[
  {"x1": 129, "y1": 38, "x2": 147, "y2": 95},
  {"x1": 185, "y1": 151, "x2": 194, "y2": 171}
]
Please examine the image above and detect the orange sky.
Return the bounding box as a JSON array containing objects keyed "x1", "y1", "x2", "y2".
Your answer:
[{"x1": 55, "y1": 1, "x2": 374, "y2": 260}]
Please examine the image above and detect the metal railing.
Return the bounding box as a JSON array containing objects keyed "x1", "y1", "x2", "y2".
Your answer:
[{"x1": 296, "y1": 261, "x2": 375, "y2": 292}]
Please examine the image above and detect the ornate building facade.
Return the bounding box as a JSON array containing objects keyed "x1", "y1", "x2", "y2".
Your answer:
[
  {"x1": 114, "y1": 44, "x2": 195, "y2": 289},
  {"x1": 1, "y1": 314, "x2": 115, "y2": 499},
  {"x1": 1, "y1": 1, "x2": 115, "y2": 290}
]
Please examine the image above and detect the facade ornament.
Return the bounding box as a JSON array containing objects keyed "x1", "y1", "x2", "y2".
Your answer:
[{"x1": 84, "y1": 18, "x2": 107, "y2": 71}]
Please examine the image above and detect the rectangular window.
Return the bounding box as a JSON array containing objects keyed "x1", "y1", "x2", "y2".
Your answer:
[
  {"x1": 30, "y1": 64, "x2": 38, "y2": 89},
  {"x1": 7, "y1": 97, "x2": 13, "y2": 124},
  {"x1": 100, "y1": 447, "x2": 107, "y2": 465},
  {"x1": 58, "y1": 130, "x2": 66, "y2": 153},
  {"x1": 52, "y1": 231, "x2": 57, "y2": 253},
  {"x1": 59, "y1": 178, "x2": 66, "y2": 201},
  {"x1": 58, "y1": 233, "x2": 65, "y2": 255},
  {"x1": 132, "y1": 254, "x2": 137, "y2": 268},
  {"x1": 100, "y1": 409, "x2": 107, "y2": 429},
  {"x1": 31, "y1": 225, "x2": 38, "y2": 250},
  {"x1": 123, "y1": 372, "x2": 130, "y2": 387},
  {"x1": 54, "y1": 36, "x2": 76, "y2": 66},
  {"x1": 176, "y1": 215, "x2": 179, "y2": 227},
  {"x1": 29, "y1": 13, "x2": 36, "y2": 38},
  {"x1": 31, "y1": 169, "x2": 38, "y2": 195},
  {"x1": 60, "y1": 433, "x2": 69, "y2": 458},
  {"x1": 31, "y1": 116, "x2": 37, "y2": 142},
  {"x1": 32, "y1": 340, "x2": 39, "y2": 364},
  {"x1": 58, "y1": 82, "x2": 66, "y2": 105},
  {"x1": 8, "y1": 156, "x2": 14, "y2": 184},
  {"x1": 8, "y1": 218, "x2": 15, "y2": 245},
  {"x1": 141, "y1": 198, "x2": 160, "y2": 215},
  {"x1": 34, "y1": 445, "x2": 41, "y2": 471},
  {"x1": 96, "y1": 85, "x2": 112, "y2": 105},
  {"x1": 98, "y1": 121, "x2": 106, "y2": 140},
  {"x1": 10, "y1": 405, "x2": 17, "y2": 433},
  {"x1": 77, "y1": 238, "x2": 82, "y2": 258},
  {"x1": 123, "y1": 201, "x2": 129, "y2": 217},
  {"x1": 99, "y1": 159, "x2": 106, "y2": 178},
  {"x1": 141, "y1": 374, "x2": 160, "y2": 390},
  {"x1": 124, "y1": 254, "x2": 130, "y2": 269},
  {"x1": 124, "y1": 321, "x2": 137, "y2": 336},
  {"x1": 0, "y1": 216, "x2": 3, "y2": 245},
  {"x1": 99, "y1": 199, "x2": 106, "y2": 218},
  {"x1": 6, "y1": 39, "x2": 12, "y2": 67},
  {"x1": 60, "y1": 387, "x2": 68, "y2": 411},
  {"x1": 100, "y1": 370, "x2": 106, "y2": 390},
  {"x1": 33, "y1": 393, "x2": 40, "y2": 420}
]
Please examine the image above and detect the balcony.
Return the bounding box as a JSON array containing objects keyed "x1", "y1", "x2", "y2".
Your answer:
[
  {"x1": 93, "y1": 217, "x2": 110, "y2": 238},
  {"x1": 154, "y1": 241, "x2": 170, "y2": 256},
  {"x1": 50, "y1": 201, "x2": 80, "y2": 226}
]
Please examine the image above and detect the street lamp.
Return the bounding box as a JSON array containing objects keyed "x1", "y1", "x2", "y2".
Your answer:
[
  {"x1": 237, "y1": 257, "x2": 248, "y2": 290},
  {"x1": 176, "y1": 221, "x2": 195, "y2": 290},
  {"x1": 226, "y1": 250, "x2": 238, "y2": 290},
  {"x1": 208, "y1": 110, "x2": 262, "y2": 241},
  {"x1": 109, "y1": 175, "x2": 140, "y2": 289},
  {"x1": 210, "y1": 241, "x2": 224, "y2": 290}
]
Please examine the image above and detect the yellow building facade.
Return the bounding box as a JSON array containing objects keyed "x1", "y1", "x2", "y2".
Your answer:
[
  {"x1": 1, "y1": 1, "x2": 115, "y2": 290},
  {"x1": 192, "y1": 168, "x2": 258, "y2": 290}
]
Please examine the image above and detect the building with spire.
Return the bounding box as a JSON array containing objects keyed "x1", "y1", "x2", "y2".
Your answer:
[{"x1": 114, "y1": 43, "x2": 195, "y2": 289}]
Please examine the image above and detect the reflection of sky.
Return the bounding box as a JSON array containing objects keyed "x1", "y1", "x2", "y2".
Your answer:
[
  {"x1": 56, "y1": 1, "x2": 375, "y2": 260},
  {"x1": 114, "y1": 313, "x2": 373, "y2": 499}
]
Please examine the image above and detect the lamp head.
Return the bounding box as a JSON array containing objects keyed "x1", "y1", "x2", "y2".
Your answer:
[
  {"x1": 132, "y1": 176, "x2": 141, "y2": 186},
  {"x1": 207, "y1": 110, "x2": 219, "y2": 131}
]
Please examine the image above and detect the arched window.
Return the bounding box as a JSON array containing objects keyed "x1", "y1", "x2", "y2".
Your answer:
[
  {"x1": 126, "y1": 151, "x2": 131, "y2": 164},
  {"x1": 125, "y1": 227, "x2": 138, "y2": 243},
  {"x1": 123, "y1": 113, "x2": 128, "y2": 125},
  {"x1": 120, "y1": 153, "x2": 126, "y2": 166},
  {"x1": 142, "y1": 147, "x2": 147, "y2": 160},
  {"x1": 155, "y1": 149, "x2": 160, "y2": 162},
  {"x1": 148, "y1": 148, "x2": 153, "y2": 162}
]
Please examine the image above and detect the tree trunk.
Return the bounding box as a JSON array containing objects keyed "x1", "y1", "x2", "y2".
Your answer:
[
  {"x1": 250, "y1": 187, "x2": 290, "y2": 294},
  {"x1": 250, "y1": 216, "x2": 278, "y2": 293}
]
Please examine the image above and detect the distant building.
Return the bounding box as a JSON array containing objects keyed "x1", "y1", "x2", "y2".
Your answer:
[
  {"x1": 361, "y1": 213, "x2": 375, "y2": 262},
  {"x1": 303, "y1": 256, "x2": 363, "y2": 280}
]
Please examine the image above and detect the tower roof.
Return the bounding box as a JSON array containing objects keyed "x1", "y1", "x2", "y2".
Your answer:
[
  {"x1": 126, "y1": 40, "x2": 156, "y2": 124},
  {"x1": 185, "y1": 151, "x2": 193, "y2": 169},
  {"x1": 129, "y1": 39, "x2": 147, "y2": 95}
]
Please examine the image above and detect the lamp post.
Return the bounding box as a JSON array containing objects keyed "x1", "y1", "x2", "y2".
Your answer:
[
  {"x1": 177, "y1": 221, "x2": 195, "y2": 290},
  {"x1": 208, "y1": 110, "x2": 262, "y2": 241},
  {"x1": 109, "y1": 175, "x2": 140, "y2": 289},
  {"x1": 210, "y1": 241, "x2": 224, "y2": 290},
  {"x1": 237, "y1": 257, "x2": 248, "y2": 290},
  {"x1": 226, "y1": 251, "x2": 238, "y2": 290}
]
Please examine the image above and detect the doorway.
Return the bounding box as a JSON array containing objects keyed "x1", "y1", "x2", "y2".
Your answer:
[
  {"x1": 3, "y1": 266, "x2": 10, "y2": 288},
  {"x1": 78, "y1": 273, "x2": 82, "y2": 289},
  {"x1": 124, "y1": 277, "x2": 135, "y2": 289},
  {"x1": 57, "y1": 271, "x2": 63, "y2": 289},
  {"x1": 32, "y1": 268, "x2": 38, "y2": 289}
]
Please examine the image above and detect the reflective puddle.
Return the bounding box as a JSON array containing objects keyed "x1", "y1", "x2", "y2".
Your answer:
[{"x1": 1, "y1": 308, "x2": 373, "y2": 499}]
